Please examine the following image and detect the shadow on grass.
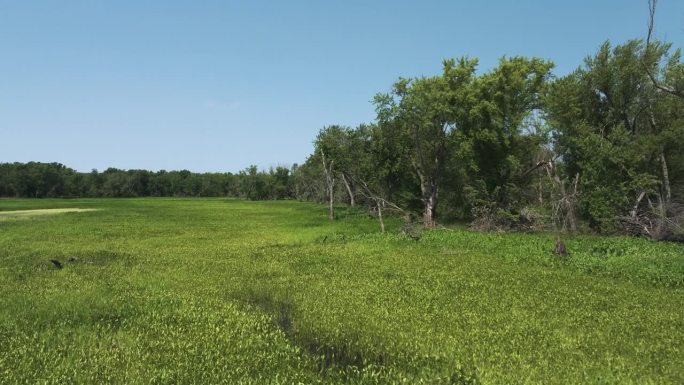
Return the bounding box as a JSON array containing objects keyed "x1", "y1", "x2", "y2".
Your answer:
[{"x1": 235, "y1": 288, "x2": 480, "y2": 384}]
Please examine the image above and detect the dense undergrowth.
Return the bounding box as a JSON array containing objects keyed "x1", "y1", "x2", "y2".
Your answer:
[{"x1": 0, "y1": 198, "x2": 682, "y2": 384}]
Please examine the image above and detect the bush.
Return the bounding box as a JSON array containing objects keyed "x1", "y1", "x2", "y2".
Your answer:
[{"x1": 470, "y1": 205, "x2": 550, "y2": 232}]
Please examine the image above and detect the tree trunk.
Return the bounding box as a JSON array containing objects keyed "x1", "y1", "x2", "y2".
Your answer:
[
  {"x1": 423, "y1": 187, "x2": 437, "y2": 227},
  {"x1": 567, "y1": 173, "x2": 579, "y2": 232},
  {"x1": 415, "y1": 164, "x2": 438, "y2": 228},
  {"x1": 341, "y1": 173, "x2": 355, "y2": 206},
  {"x1": 661, "y1": 151, "x2": 671, "y2": 204},
  {"x1": 538, "y1": 174, "x2": 543, "y2": 204},
  {"x1": 631, "y1": 190, "x2": 647, "y2": 218},
  {"x1": 545, "y1": 162, "x2": 577, "y2": 233},
  {"x1": 556, "y1": 176, "x2": 568, "y2": 231},
  {"x1": 320, "y1": 150, "x2": 334, "y2": 220},
  {"x1": 377, "y1": 199, "x2": 385, "y2": 233},
  {"x1": 328, "y1": 184, "x2": 334, "y2": 220}
]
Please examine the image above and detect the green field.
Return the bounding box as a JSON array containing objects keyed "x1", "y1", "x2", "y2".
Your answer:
[{"x1": 0, "y1": 199, "x2": 682, "y2": 384}]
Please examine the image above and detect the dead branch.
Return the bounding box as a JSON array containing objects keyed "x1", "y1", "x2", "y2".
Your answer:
[{"x1": 644, "y1": 0, "x2": 684, "y2": 98}]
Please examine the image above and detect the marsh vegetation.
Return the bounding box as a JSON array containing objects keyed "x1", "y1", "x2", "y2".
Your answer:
[{"x1": 1, "y1": 199, "x2": 682, "y2": 384}]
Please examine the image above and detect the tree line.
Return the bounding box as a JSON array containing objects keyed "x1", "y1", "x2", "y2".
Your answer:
[
  {"x1": 0, "y1": 162, "x2": 298, "y2": 200},
  {"x1": 297, "y1": 38, "x2": 684, "y2": 238}
]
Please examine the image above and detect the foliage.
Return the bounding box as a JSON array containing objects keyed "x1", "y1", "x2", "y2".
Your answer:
[
  {"x1": 545, "y1": 40, "x2": 684, "y2": 233},
  {"x1": 0, "y1": 162, "x2": 296, "y2": 200},
  {"x1": 293, "y1": 39, "x2": 684, "y2": 236}
]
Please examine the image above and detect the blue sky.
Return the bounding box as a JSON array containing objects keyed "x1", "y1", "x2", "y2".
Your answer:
[{"x1": 2, "y1": 0, "x2": 683, "y2": 172}]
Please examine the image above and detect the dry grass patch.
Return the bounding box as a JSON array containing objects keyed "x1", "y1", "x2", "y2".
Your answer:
[{"x1": 0, "y1": 208, "x2": 99, "y2": 220}]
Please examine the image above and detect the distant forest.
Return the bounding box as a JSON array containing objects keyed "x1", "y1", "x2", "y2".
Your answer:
[
  {"x1": 2, "y1": 37, "x2": 684, "y2": 239},
  {"x1": 0, "y1": 163, "x2": 296, "y2": 201}
]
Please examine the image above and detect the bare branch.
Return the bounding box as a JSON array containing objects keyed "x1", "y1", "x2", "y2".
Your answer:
[
  {"x1": 644, "y1": 0, "x2": 684, "y2": 98},
  {"x1": 647, "y1": 0, "x2": 656, "y2": 48},
  {"x1": 521, "y1": 160, "x2": 549, "y2": 178}
]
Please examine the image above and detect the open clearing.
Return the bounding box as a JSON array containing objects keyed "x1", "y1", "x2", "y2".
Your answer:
[{"x1": 0, "y1": 198, "x2": 682, "y2": 384}]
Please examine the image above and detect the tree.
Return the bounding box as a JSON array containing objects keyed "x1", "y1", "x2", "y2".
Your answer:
[
  {"x1": 375, "y1": 58, "x2": 478, "y2": 227},
  {"x1": 270, "y1": 166, "x2": 292, "y2": 200},
  {"x1": 314, "y1": 125, "x2": 354, "y2": 220},
  {"x1": 545, "y1": 39, "x2": 684, "y2": 234},
  {"x1": 291, "y1": 161, "x2": 326, "y2": 202},
  {"x1": 464, "y1": 57, "x2": 553, "y2": 217},
  {"x1": 348, "y1": 124, "x2": 412, "y2": 232}
]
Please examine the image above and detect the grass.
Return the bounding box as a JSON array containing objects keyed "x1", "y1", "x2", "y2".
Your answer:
[{"x1": 0, "y1": 198, "x2": 682, "y2": 384}]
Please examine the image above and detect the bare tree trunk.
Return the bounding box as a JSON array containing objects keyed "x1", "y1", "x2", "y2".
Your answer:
[
  {"x1": 661, "y1": 151, "x2": 671, "y2": 204},
  {"x1": 556, "y1": 175, "x2": 569, "y2": 231},
  {"x1": 631, "y1": 190, "x2": 647, "y2": 218},
  {"x1": 341, "y1": 173, "x2": 355, "y2": 206},
  {"x1": 538, "y1": 174, "x2": 544, "y2": 204},
  {"x1": 423, "y1": 187, "x2": 437, "y2": 227},
  {"x1": 328, "y1": 184, "x2": 334, "y2": 220},
  {"x1": 656, "y1": 192, "x2": 666, "y2": 236},
  {"x1": 648, "y1": 107, "x2": 672, "y2": 206},
  {"x1": 377, "y1": 198, "x2": 385, "y2": 233},
  {"x1": 415, "y1": 165, "x2": 438, "y2": 227},
  {"x1": 356, "y1": 178, "x2": 407, "y2": 234},
  {"x1": 567, "y1": 173, "x2": 579, "y2": 232},
  {"x1": 320, "y1": 150, "x2": 334, "y2": 220},
  {"x1": 545, "y1": 162, "x2": 578, "y2": 232}
]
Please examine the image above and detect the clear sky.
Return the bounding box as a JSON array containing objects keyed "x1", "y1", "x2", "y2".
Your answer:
[{"x1": 2, "y1": 0, "x2": 683, "y2": 173}]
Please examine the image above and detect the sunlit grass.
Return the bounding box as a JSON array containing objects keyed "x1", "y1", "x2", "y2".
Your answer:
[{"x1": 0, "y1": 198, "x2": 682, "y2": 384}]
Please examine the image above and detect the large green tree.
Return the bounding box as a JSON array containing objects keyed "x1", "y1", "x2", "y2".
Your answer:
[
  {"x1": 546, "y1": 40, "x2": 684, "y2": 234},
  {"x1": 464, "y1": 57, "x2": 553, "y2": 216},
  {"x1": 374, "y1": 58, "x2": 478, "y2": 227}
]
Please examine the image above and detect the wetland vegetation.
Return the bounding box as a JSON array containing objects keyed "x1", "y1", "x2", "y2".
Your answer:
[{"x1": 1, "y1": 199, "x2": 682, "y2": 384}]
